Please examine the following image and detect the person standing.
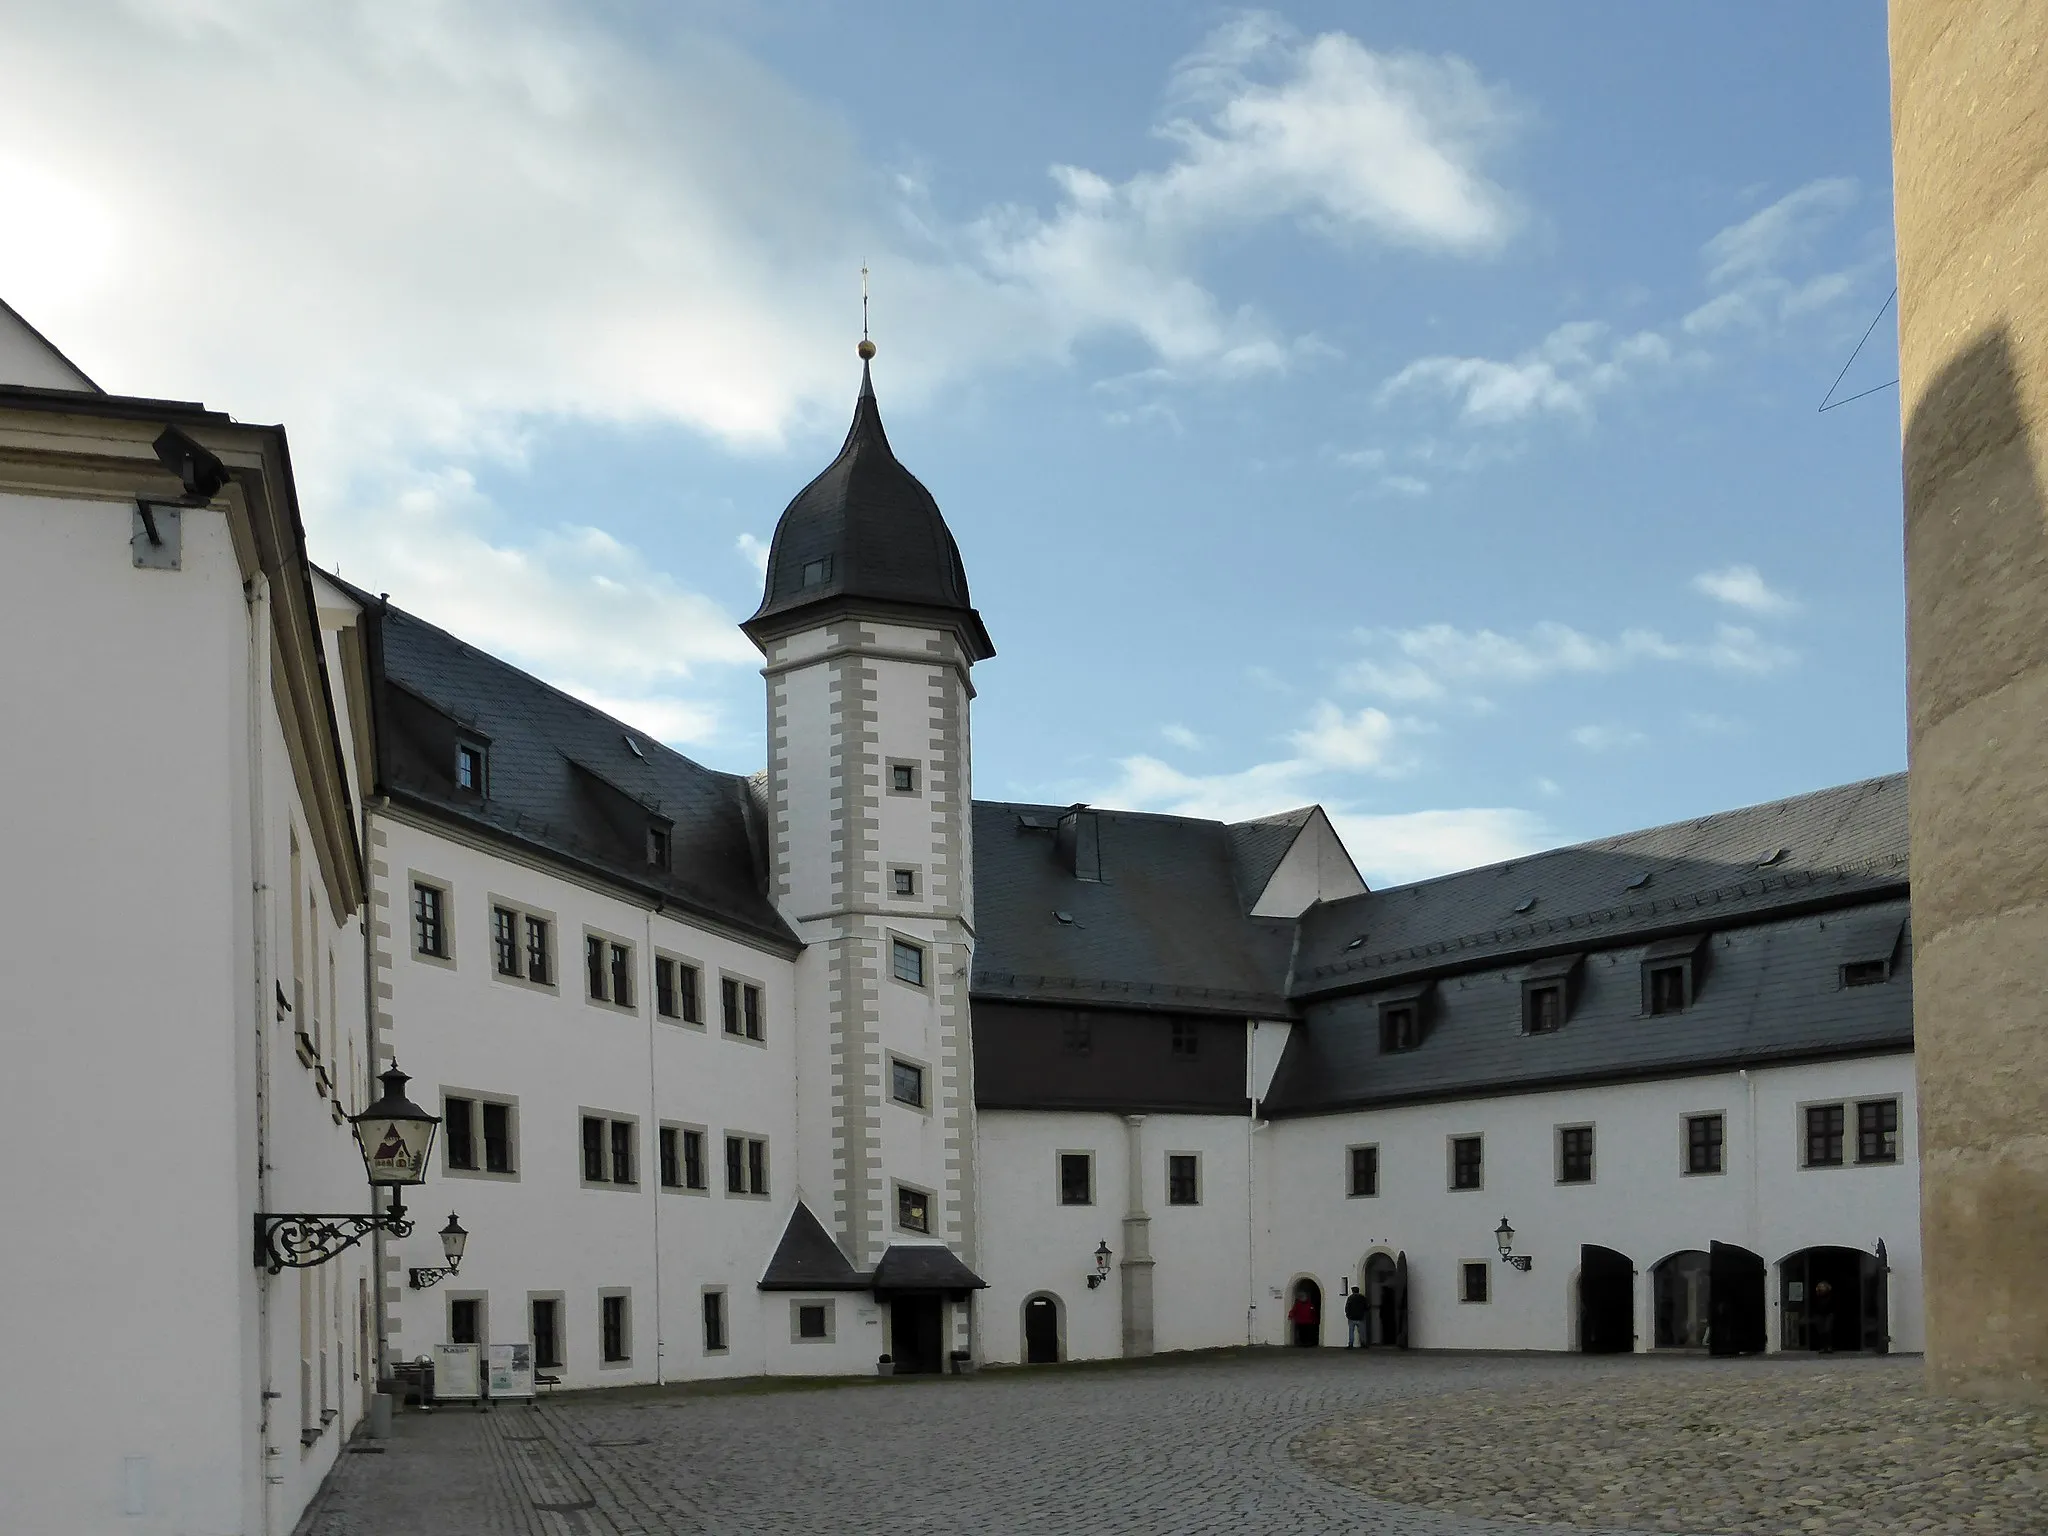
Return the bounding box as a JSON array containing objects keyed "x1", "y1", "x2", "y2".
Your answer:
[
  {"x1": 1344, "y1": 1285, "x2": 1369, "y2": 1349},
  {"x1": 1287, "y1": 1288, "x2": 1318, "y2": 1348},
  {"x1": 1812, "y1": 1280, "x2": 1836, "y2": 1355}
]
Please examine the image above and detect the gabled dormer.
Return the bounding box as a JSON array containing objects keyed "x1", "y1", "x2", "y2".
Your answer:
[{"x1": 1228, "y1": 806, "x2": 1366, "y2": 918}]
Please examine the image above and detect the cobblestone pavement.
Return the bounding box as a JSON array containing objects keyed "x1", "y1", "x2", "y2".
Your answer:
[
  {"x1": 295, "y1": 1351, "x2": 1995, "y2": 1536},
  {"x1": 1299, "y1": 1359, "x2": 2048, "y2": 1535}
]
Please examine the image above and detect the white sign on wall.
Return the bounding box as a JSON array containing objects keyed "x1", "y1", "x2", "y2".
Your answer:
[{"x1": 432, "y1": 1343, "x2": 480, "y2": 1401}]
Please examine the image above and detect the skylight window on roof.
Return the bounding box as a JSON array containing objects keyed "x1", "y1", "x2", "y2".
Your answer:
[
  {"x1": 624, "y1": 735, "x2": 645, "y2": 760},
  {"x1": 1625, "y1": 872, "x2": 1652, "y2": 891},
  {"x1": 1756, "y1": 847, "x2": 1789, "y2": 867},
  {"x1": 1344, "y1": 934, "x2": 1368, "y2": 951},
  {"x1": 1053, "y1": 910, "x2": 1077, "y2": 925},
  {"x1": 1513, "y1": 896, "x2": 1537, "y2": 914}
]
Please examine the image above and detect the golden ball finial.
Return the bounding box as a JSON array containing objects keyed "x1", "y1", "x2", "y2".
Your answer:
[{"x1": 858, "y1": 338, "x2": 876, "y2": 361}]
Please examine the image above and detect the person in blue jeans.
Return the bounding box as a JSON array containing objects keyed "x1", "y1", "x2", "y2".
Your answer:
[{"x1": 1344, "y1": 1284, "x2": 1369, "y2": 1348}]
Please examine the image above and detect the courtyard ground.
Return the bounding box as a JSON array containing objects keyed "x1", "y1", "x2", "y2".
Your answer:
[{"x1": 295, "y1": 1349, "x2": 2046, "y2": 1536}]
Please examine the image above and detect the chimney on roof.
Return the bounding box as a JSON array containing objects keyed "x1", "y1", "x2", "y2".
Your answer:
[{"x1": 1056, "y1": 805, "x2": 1101, "y2": 883}]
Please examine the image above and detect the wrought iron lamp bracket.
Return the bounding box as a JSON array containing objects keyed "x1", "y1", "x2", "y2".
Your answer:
[
  {"x1": 1501, "y1": 1253, "x2": 1534, "y2": 1273},
  {"x1": 254, "y1": 1207, "x2": 413, "y2": 1274},
  {"x1": 408, "y1": 1264, "x2": 457, "y2": 1290}
]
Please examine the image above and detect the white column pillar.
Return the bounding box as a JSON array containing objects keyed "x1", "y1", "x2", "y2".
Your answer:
[{"x1": 1120, "y1": 1114, "x2": 1154, "y2": 1357}]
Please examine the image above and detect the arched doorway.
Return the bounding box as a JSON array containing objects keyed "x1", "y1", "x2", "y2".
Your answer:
[
  {"x1": 1652, "y1": 1250, "x2": 1711, "y2": 1348},
  {"x1": 1708, "y1": 1241, "x2": 1767, "y2": 1356},
  {"x1": 1780, "y1": 1245, "x2": 1888, "y2": 1353},
  {"x1": 1578, "y1": 1245, "x2": 1634, "y2": 1353},
  {"x1": 1022, "y1": 1293, "x2": 1061, "y2": 1364},
  {"x1": 1288, "y1": 1278, "x2": 1322, "y2": 1347},
  {"x1": 1361, "y1": 1253, "x2": 1406, "y2": 1348}
]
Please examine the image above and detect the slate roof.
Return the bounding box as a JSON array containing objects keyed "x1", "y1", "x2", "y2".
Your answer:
[
  {"x1": 356, "y1": 589, "x2": 797, "y2": 953},
  {"x1": 1225, "y1": 808, "x2": 1318, "y2": 912},
  {"x1": 744, "y1": 362, "x2": 993, "y2": 659},
  {"x1": 759, "y1": 1202, "x2": 869, "y2": 1291},
  {"x1": 971, "y1": 802, "x2": 1297, "y2": 1016},
  {"x1": 1263, "y1": 896, "x2": 1914, "y2": 1116},
  {"x1": 870, "y1": 1244, "x2": 987, "y2": 1292},
  {"x1": 1293, "y1": 774, "x2": 1908, "y2": 999}
]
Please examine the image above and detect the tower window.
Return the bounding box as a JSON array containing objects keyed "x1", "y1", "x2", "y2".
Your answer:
[
  {"x1": 800, "y1": 556, "x2": 832, "y2": 588},
  {"x1": 891, "y1": 938, "x2": 926, "y2": 988},
  {"x1": 889, "y1": 761, "x2": 920, "y2": 795},
  {"x1": 892, "y1": 867, "x2": 918, "y2": 898},
  {"x1": 896, "y1": 1184, "x2": 931, "y2": 1233}
]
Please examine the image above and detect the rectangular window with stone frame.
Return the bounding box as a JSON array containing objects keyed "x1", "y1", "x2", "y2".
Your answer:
[
  {"x1": 413, "y1": 882, "x2": 448, "y2": 959},
  {"x1": 1557, "y1": 1125, "x2": 1594, "y2": 1184},
  {"x1": 1685, "y1": 1113, "x2": 1725, "y2": 1175},
  {"x1": 1167, "y1": 1153, "x2": 1199, "y2": 1206},
  {"x1": 1449, "y1": 1135, "x2": 1483, "y2": 1191},
  {"x1": 1059, "y1": 1151, "x2": 1093, "y2": 1206},
  {"x1": 1856, "y1": 1098, "x2": 1900, "y2": 1164},
  {"x1": 1348, "y1": 1144, "x2": 1379, "y2": 1198},
  {"x1": 1804, "y1": 1104, "x2": 1846, "y2": 1167},
  {"x1": 1460, "y1": 1262, "x2": 1489, "y2": 1304}
]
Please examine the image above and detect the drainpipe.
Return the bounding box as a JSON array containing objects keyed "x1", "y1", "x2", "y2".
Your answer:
[
  {"x1": 1246, "y1": 1022, "x2": 1259, "y2": 1347},
  {"x1": 646, "y1": 905, "x2": 664, "y2": 1385},
  {"x1": 362, "y1": 794, "x2": 386, "y2": 1397},
  {"x1": 247, "y1": 574, "x2": 278, "y2": 1535},
  {"x1": 1120, "y1": 1114, "x2": 1154, "y2": 1356}
]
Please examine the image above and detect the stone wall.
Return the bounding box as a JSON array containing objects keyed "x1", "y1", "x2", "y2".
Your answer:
[{"x1": 1892, "y1": 0, "x2": 2048, "y2": 1401}]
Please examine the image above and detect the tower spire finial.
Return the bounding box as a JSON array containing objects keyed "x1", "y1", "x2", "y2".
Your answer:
[{"x1": 858, "y1": 263, "x2": 875, "y2": 361}]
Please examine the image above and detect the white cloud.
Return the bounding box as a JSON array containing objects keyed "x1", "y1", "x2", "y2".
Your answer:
[
  {"x1": 1376, "y1": 320, "x2": 1673, "y2": 425},
  {"x1": 970, "y1": 15, "x2": 1521, "y2": 376},
  {"x1": 1339, "y1": 616, "x2": 1795, "y2": 704},
  {"x1": 1683, "y1": 178, "x2": 1869, "y2": 336},
  {"x1": 1692, "y1": 563, "x2": 1797, "y2": 615},
  {"x1": 1289, "y1": 702, "x2": 1411, "y2": 773},
  {"x1": 1329, "y1": 807, "x2": 1553, "y2": 887},
  {"x1": 1701, "y1": 178, "x2": 1859, "y2": 286},
  {"x1": 1569, "y1": 723, "x2": 1647, "y2": 752},
  {"x1": 0, "y1": 2, "x2": 1530, "y2": 744},
  {"x1": 1160, "y1": 723, "x2": 1206, "y2": 751},
  {"x1": 736, "y1": 533, "x2": 771, "y2": 577},
  {"x1": 354, "y1": 468, "x2": 756, "y2": 745}
]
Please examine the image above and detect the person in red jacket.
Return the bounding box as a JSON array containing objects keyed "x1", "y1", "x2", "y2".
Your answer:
[{"x1": 1288, "y1": 1287, "x2": 1319, "y2": 1348}]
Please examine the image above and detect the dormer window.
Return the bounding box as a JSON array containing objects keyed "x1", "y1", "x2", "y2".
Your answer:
[
  {"x1": 1641, "y1": 933, "x2": 1707, "y2": 1016},
  {"x1": 456, "y1": 742, "x2": 485, "y2": 793},
  {"x1": 648, "y1": 826, "x2": 671, "y2": 869},
  {"x1": 1647, "y1": 966, "x2": 1687, "y2": 1014},
  {"x1": 800, "y1": 556, "x2": 832, "y2": 588},
  {"x1": 1834, "y1": 910, "x2": 1905, "y2": 990},
  {"x1": 1381, "y1": 1004, "x2": 1419, "y2": 1052},
  {"x1": 1520, "y1": 954, "x2": 1583, "y2": 1035},
  {"x1": 1375, "y1": 982, "x2": 1432, "y2": 1053}
]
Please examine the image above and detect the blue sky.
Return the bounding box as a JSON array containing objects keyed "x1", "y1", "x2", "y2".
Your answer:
[{"x1": 1, "y1": 2, "x2": 1902, "y2": 884}]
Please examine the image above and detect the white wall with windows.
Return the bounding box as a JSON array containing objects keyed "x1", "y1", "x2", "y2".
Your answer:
[
  {"x1": 0, "y1": 474, "x2": 375, "y2": 1536},
  {"x1": 374, "y1": 811, "x2": 813, "y2": 1387},
  {"x1": 1255, "y1": 1053, "x2": 1922, "y2": 1354}
]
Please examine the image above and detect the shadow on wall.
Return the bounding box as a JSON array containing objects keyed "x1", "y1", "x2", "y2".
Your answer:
[{"x1": 1903, "y1": 322, "x2": 2048, "y2": 1395}]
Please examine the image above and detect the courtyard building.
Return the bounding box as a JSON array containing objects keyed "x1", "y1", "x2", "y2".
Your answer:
[{"x1": 0, "y1": 303, "x2": 1926, "y2": 1533}]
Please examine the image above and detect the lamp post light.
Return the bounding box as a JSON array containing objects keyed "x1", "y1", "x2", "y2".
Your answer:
[
  {"x1": 408, "y1": 1214, "x2": 470, "y2": 1290},
  {"x1": 1495, "y1": 1217, "x2": 1534, "y2": 1273},
  {"x1": 254, "y1": 1064, "x2": 446, "y2": 1273},
  {"x1": 1087, "y1": 1241, "x2": 1113, "y2": 1289}
]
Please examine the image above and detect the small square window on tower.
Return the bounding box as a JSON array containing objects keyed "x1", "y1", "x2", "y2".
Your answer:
[
  {"x1": 891, "y1": 938, "x2": 926, "y2": 987},
  {"x1": 800, "y1": 556, "x2": 832, "y2": 588},
  {"x1": 888, "y1": 760, "x2": 920, "y2": 795},
  {"x1": 892, "y1": 867, "x2": 918, "y2": 898}
]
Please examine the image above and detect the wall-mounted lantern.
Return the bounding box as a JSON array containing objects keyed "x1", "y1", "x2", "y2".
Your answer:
[
  {"x1": 1495, "y1": 1216, "x2": 1534, "y2": 1273},
  {"x1": 254, "y1": 1064, "x2": 443, "y2": 1273},
  {"x1": 1087, "y1": 1240, "x2": 1113, "y2": 1289},
  {"x1": 408, "y1": 1214, "x2": 470, "y2": 1290}
]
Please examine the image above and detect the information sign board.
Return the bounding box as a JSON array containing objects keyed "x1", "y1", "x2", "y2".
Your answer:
[
  {"x1": 487, "y1": 1342, "x2": 534, "y2": 1400},
  {"x1": 432, "y1": 1343, "x2": 481, "y2": 1401}
]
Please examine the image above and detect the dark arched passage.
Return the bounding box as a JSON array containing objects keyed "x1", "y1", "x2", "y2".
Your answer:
[{"x1": 1780, "y1": 1245, "x2": 1888, "y2": 1352}]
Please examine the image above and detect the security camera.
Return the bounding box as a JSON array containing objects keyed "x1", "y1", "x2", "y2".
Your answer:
[{"x1": 152, "y1": 425, "x2": 229, "y2": 505}]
